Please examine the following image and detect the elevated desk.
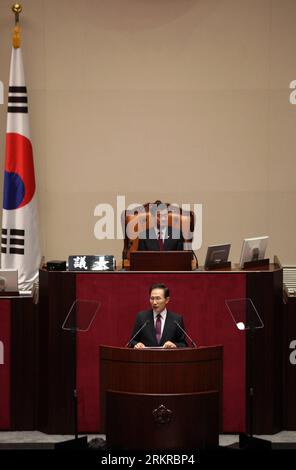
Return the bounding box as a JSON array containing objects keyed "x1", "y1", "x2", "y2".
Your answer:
[
  {"x1": 283, "y1": 289, "x2": 296, "y2": 429},
  {"x1": 38, "y1": 263, "x2": 283, "y2": 435}
]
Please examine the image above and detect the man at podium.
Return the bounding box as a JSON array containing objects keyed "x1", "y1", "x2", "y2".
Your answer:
[
  {"x1": 129, "y1": 283, "x2": 188, "y2": 349},
  {"x1": 138, "y1": 202, "x2": 184, "y2": 251}
]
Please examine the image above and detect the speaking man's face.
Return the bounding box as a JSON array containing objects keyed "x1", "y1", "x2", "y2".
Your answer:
[{"x1": 149, "y1": 288, "x2": 169, "y2": 314}]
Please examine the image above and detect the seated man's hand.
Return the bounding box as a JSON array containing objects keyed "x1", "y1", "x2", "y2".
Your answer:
[
  {"x1": 163, "y1": 341, "x2": 177, "y2": 349},
  {"x1": 134, "y1": 342, "x2": 145, "y2": 349}
]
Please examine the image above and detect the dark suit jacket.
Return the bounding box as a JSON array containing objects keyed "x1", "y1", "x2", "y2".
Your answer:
[
  {"x1": 138, "y1": 227, "x2": 184, "y2": 251},
  {"x1": 129, "y1": 309, "x2": 188, "y2": 348}
]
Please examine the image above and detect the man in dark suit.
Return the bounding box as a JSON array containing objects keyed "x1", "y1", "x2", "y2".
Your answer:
[
  {"x1": 138, "y1": 203, "x2": 184, "y2": 251},
  {"x1": 129, "y1": 283, "x2": 187, "y2": 349}
]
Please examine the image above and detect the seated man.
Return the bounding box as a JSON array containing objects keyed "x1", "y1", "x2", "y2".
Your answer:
[
  {"x1": 138, "y1": 202, "x2": 184, "y2": 251},
  {"x1": 128, "y1": 283, "x2": 188, "y2": 349}
]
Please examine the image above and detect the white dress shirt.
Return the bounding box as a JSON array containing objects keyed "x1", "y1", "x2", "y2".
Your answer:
[{"x1": 154, "y1": 227, "x2": 167, "y2": 241}]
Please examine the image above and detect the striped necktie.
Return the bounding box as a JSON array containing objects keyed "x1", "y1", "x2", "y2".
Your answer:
[{"x1": 155, "y1": 314, "x2": 162, "y2": 343}]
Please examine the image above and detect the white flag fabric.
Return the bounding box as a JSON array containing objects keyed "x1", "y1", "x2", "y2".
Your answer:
[{"x1": 1, "y1": 47, "x2": 41, "y2": 290}]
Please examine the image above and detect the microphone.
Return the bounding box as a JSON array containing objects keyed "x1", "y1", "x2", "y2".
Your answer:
[
  {"x1": 183, "y1": 242, "x2": 198, "y2": 269},
  {"x1": 174, "y1": 320, "x2": 197, "y2": 348},
  {"x1": 122, "y1": 240, "x2": 132, "y2": 271},
  {"x1": 191, "y1": 250, "x2": 198, "y2": 269},
  {"x1": 125, "y1": 320, "x2": 150, "y2": 347}
]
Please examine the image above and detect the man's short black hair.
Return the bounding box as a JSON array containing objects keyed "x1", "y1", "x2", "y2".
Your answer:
[{"x1": 149, "y1": 283, "x2": 170, "y2": 298}]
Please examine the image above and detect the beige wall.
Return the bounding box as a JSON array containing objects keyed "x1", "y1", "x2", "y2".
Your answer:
[{"x1": 0, "y1": 0, "x2": 296, "y2": 265}]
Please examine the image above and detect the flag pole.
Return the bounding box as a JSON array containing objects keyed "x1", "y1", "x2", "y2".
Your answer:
[{"x1": 2, "y1": 2, "x2": 41, "y2": 290}]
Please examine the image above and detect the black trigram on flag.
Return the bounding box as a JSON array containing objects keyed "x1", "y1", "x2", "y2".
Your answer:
[
  {"x1": 1, "y1": 228, "x2": 25, "y2": 255},
  {"x1": 8, "y1": 86, "x2": 28, "y2": 113}
]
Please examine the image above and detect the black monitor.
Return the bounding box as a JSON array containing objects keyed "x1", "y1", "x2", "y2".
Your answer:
[{"x1": 204, "y1": 244, "x2": 231, "y2": 269}]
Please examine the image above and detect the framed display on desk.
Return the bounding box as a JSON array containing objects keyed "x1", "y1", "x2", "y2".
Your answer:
[
  {"x1": 204, "y1": 244, "x2": 231, "y2": 269},
  {"x1": 239, "y1": 236, "x2": 269, "y2": 269}
]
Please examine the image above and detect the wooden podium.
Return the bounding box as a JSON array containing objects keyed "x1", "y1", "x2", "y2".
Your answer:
[
  {"x1": 129, "y1": 251, "x2": 192, "y2": 271},
  {"x1": 100, "y1": 345, "x2": 222, "y2": 450}
]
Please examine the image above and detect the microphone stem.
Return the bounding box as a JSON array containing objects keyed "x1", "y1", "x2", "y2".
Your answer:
[
  {"x1": 174, "y1": 320, "x2": 197, "y2": 348},
  {"x1": 122, "y1": 250, "x2": 125, "y2": 270},
  {"x1": 191, "y1": 250, "x2": 198, "y2": 269},
  {"x1": 126, "y1": 320, "x2": 149, "y2": 347}
]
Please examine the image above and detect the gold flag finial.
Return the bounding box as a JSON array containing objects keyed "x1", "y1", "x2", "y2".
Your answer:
[
  {"x1": 11, "y1": 4, "x2": 22, "y2": 48},
  {"x1": 12, "y1": 3, "x2": 22, "y2": 22}
]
